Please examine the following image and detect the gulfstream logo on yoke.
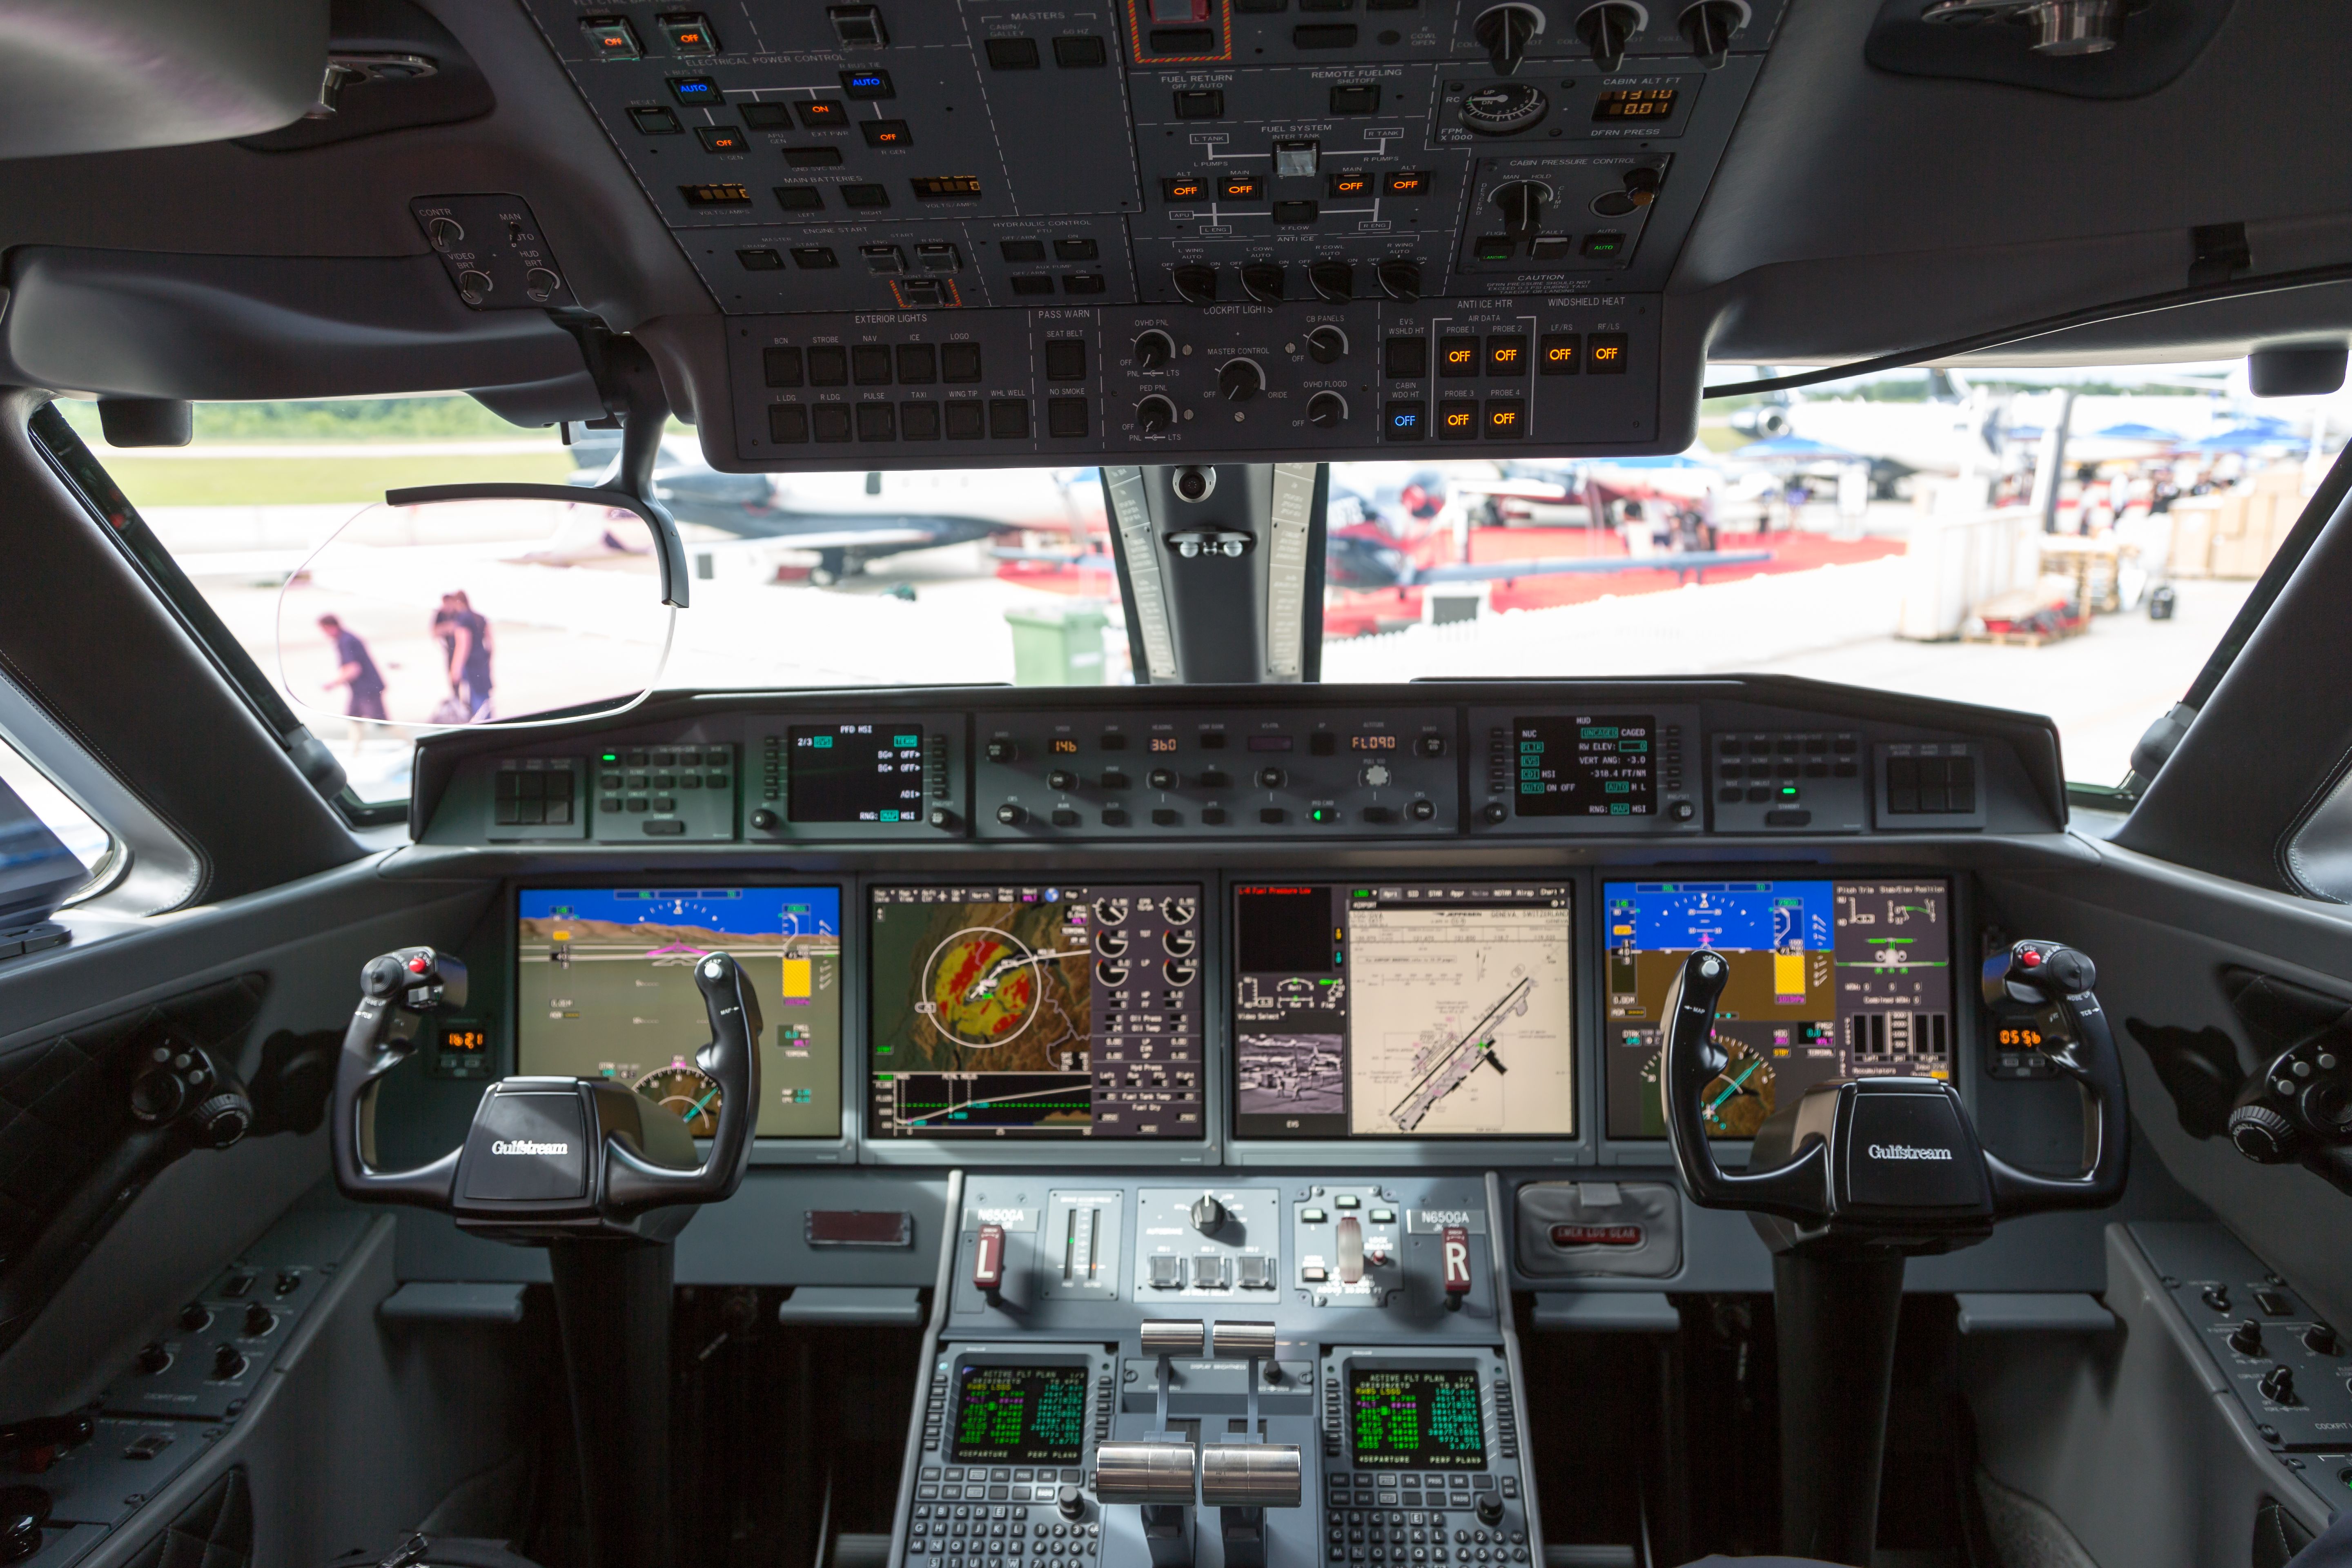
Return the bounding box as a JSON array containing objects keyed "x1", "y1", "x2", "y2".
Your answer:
[
  {"x1": 492, "y1": 1139, "x2": 570, "y2": 1156},
  {"x1": 1868, "y1": 1143, "x2": 1953, "y2": 1161}
]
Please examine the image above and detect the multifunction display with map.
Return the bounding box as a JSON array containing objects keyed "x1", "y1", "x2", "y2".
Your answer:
[
  {"x1": 869, "y1": 884, "x2": 1204, "y2": 1138},
  {"x1": 1347, "y1": 1368, "x2": 1486, "y2": 1469},
  {"x1": 787, "y1": 722, "x2": 925, "y2": 824},
  {"x1": 1601, "y1": 879, "x2": 1954, "y2": 1139},
  {"x1": 1513, "y1": 715, "x2": 1657, "y2": 817},
  {"x1": 1232, "y1": 884, "x2": 1573, "y2": 1140},
  {"x1": 950, "y1": 1365, "x2": 1089, "y2": 1465},
  {"x1": 516, "y1": 887, "x2": 842, "y2": 1138}
]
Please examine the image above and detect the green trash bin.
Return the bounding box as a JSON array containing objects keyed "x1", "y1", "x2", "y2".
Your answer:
[{"x1": 1004, "y1": 599, "x2": 1109, "y2": 686}]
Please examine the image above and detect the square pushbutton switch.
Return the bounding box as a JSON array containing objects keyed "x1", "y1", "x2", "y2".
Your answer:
[
  {"x1": 1236, "y1": 1255, "x2": 1275, "y2": 1290},
  {"x1": 1149, "y1": 1255, "x2": 1186, "y2": 1289},
  {"x1": 1191, "y1": 1255, "x2": 1228, "y2": 1289}
]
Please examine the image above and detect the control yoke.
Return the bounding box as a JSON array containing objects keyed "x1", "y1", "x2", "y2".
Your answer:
[
  {"x1": 329, "y1": 944, "x2": 763, "y2": 1568},
  {"x1": 1659, "y1": 940, "x2": 2128, "y2": 1566},
  {"x1": 1660, "y1": 938, "x2": 2127, "y2": 1245},
  {"x1": 331, "y1": 945, "x2": 762, "y2": 1236}
]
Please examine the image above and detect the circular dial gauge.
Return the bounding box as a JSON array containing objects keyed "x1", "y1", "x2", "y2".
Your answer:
[
  {"x1": 635, "y1": 1064, "x2": 722, "y2": 1137},
  {"x1": 1460, "y1": 82, "x2": 1550, "y2": 136},
  {"x1": 1700, "y1": 1043, "x2": 1777, "y2": 1138}
]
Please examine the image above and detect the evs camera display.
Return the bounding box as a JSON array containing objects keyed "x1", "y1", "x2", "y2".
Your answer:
[
  {"x1": 868, "y1": 884, "x2": 1204, "y2": 1138},
  {"x1": 515, "y1": 887, "x2": 843, "y2": 1138},
  {"x1": 1601, "y1": 878, "x2": 1956, "y2": 1139},
  {"x1": 1232, "y1": 883, "x2": 1574, "y2": 1140}
]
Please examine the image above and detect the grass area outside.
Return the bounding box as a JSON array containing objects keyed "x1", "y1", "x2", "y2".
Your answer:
[
  {"x1": 106, "y1": 452, "x2": 579, "y2": 507},
  {"x1": 53, "y1": 395, "x2": 540, "y2": 443},
  {"x1": 1695, "y1": 419, "x2": 1748, "y2": 453}
]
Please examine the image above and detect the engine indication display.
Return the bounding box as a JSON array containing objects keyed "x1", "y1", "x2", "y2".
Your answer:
[
  {"x1": 1233, "y1": 883, "x2": 1573, "y2": 1140},
  {"x1": 1347, "y1": 1367, "x2": 1486, "y2": 1469},
  {"x1": 951, "y1": 1365, "x2": 1089, "y2": 1465},
  {"x1": 869, "y1": 884, "x2": 1204, "y2": 1138},
  {"x1": 787, "y1": 723, "x2": 926, "y2": 824},
  {"x1": 1512, "y1": 715, "x2": 1655, "y2": 817},
  {"x1": 1604, "y1": 878, "x2": 1954, "y2": 1138},
  {"x1": 515, "y1": 887, "x2": 842, "y2": 1138}
]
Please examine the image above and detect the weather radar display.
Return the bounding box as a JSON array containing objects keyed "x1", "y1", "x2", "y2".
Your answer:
[
  {"x1": 868, "y1": 884, "x2": 1203, "y2": 1138},
  {"x1": 1601, "y1": 878, "x2": 1953, "y2": 1139},
  {"x1": 515, "y1": 887, "x2": 842, "y2": 1138}
]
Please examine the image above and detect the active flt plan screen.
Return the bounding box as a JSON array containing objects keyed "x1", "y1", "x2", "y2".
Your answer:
[
  {"x1": 1232, "y1": 884, "x2": 1574, "y2": 1140},
  {"x1": 951, "y1": 1365, "x2": 1089, "y2": 1465},
  {"x1": 515, "y1": 887, "x2": 842, "y2": 1138},
  {"x1": 1601, "y1": 879, "x2": 1954, "y2": 1139},
  {"x1": 1347, "y1": 1368, "x2": 1486, "y2": 1469},
  {"x1": 868, "y1": 884, "x2": 1204, "y2": 1138}
]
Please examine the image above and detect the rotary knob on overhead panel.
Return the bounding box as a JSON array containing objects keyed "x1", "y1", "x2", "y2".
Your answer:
[
  {"x1": 1307, "y1": 259, "x2": 1354, "y2": 302},
  {"x1": 1375, "y1": 258, "x2": 1422, "y2": 301},
  {"x1": 1305, "y1": 325, "x2": 1350, "y2": 363},
  {"x1": 1137, "y1": 394, "x2": 1178, "y2": 434},
  {"x1": 1493, "y1": 180, "x2": 1546, "y2": 237},
  {"x1": 1218, "y1": 358, "x2": 1264, "y2": 401},
  {"x1": 1471, "y1": 2, "x2": 1545, "y2": 73},
  {"x1": 1135, "y1": 329, "x2": 1177, "y2": 368},
  {"x1": 1678, "y1": 0, "x2": 1746, "y2": 67},
  {"x1": 1575, "y1": 1, "x2": 1646, "y2": 70},
  {"x1": 1460, "y1": 81, "x2": 1550, "y2": 136},
  {"x1": 1191, "y1": 1192, "x2": 1228, "y2": 1233},
  {"x1": 1172, "y1": 264, "x2": 1218, "y2": 304},
  {"x1": 1306, "y1": 392, "x2": 1349, "y2": 428},
  {"x1": 1241, "y1": 262, "x2": 1286, "y2": 305}
]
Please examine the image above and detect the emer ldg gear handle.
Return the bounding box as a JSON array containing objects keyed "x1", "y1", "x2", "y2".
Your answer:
[{"x1": 330, "y1": 945, "x2": 763, "y2": 1231}]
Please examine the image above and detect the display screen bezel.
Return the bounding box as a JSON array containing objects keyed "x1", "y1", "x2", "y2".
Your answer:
[
  {"x1": 864, "y1": 880, "x2": 1209, "y2": 1143},
  {"x1": 1229, "y1": 880, "x2": 1577, "y2": 1142},
  {"x1": 1597, "y1": 872, "x2": 1962, "y2": 1142},
  {"x1": 508, "y1": 880, "x2": 849, "y2": 1145}
]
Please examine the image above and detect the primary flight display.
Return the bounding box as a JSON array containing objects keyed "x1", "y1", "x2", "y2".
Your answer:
[
  {"x1": 515, "y1": 886, "x2": 842, "y2": 1138},
  {"x1": 1232, "y1": 883, "x2": 1574, "y2": 1140},
  {"x1": 1601, "y1": 878, "x2": 1955, "y2": 1138},
  {"x1": 868, "y1": 884, "x2": 1204, "y2": 1138}
]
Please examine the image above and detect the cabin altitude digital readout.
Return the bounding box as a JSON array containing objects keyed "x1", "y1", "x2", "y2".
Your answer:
[
  {"x1": 1347, "y1": 1368, "x2": 1486, "y2": 1468},
  {"x1": 951, "y1": 1365, "x2": 1089, "y2": 1464},
  {"x1": 1513, "y1": 715, "x2": 1656, "y2": 817}
]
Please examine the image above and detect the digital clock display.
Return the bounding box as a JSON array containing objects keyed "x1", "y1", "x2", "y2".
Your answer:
[
  {"x1": 1996, "y1": 1026, "x2": 2049, "y2": 1049},
  {"x1": 1593, "y1": 88, "x2": 1677, "y2": 121}
]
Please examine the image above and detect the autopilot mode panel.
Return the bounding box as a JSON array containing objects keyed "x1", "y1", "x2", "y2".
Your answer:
[
  {"x1": 869, "y1": 884, "x2": 1204, "y2": 1138},
  {"x1": 1232, "y1": 882, "x2": 1574, "y2": 1140},
  {"x1": 1601, "y1": 878, "x2": 1955, "y2": 1138}
]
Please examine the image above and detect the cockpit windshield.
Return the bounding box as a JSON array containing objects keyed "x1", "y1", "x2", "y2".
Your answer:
[{"x1": 46, "y1": 361, "x2": 2345, "y2": 806}]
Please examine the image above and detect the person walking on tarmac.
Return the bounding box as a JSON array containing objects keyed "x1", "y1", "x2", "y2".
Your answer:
[
  {"x1": 317, "y1": 613, "x2": 386, "y2": 746},
  {"x1": 433, "y1": 590, "x2": 496, "y2": 723}
]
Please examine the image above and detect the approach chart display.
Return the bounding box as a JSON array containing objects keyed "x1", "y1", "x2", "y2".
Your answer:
[
  {"x1": 515, "y1": 886, "x2": 842, "y2": 1138},
  {"x1": 1232, "y1": 884, "x2": 1573, "y2": 1140},
  {"x1": 1601, "y1": 878, "x2": 1954, "y2": 1139},
  {"x1": 868, "y1": 884, "x2": 1203, "y2": 1138}
]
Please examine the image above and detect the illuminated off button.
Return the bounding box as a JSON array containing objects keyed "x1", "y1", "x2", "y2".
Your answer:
[
  {"x1": 1437, "y1": 400, "x2": 1479, "y2": 441},
  {"x1": 1484, "y1": 401, "x2": 1525, "y2": 439},
  {"x1": 1588, "y1": 332, "x2": 1630, "y2": 374}
]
